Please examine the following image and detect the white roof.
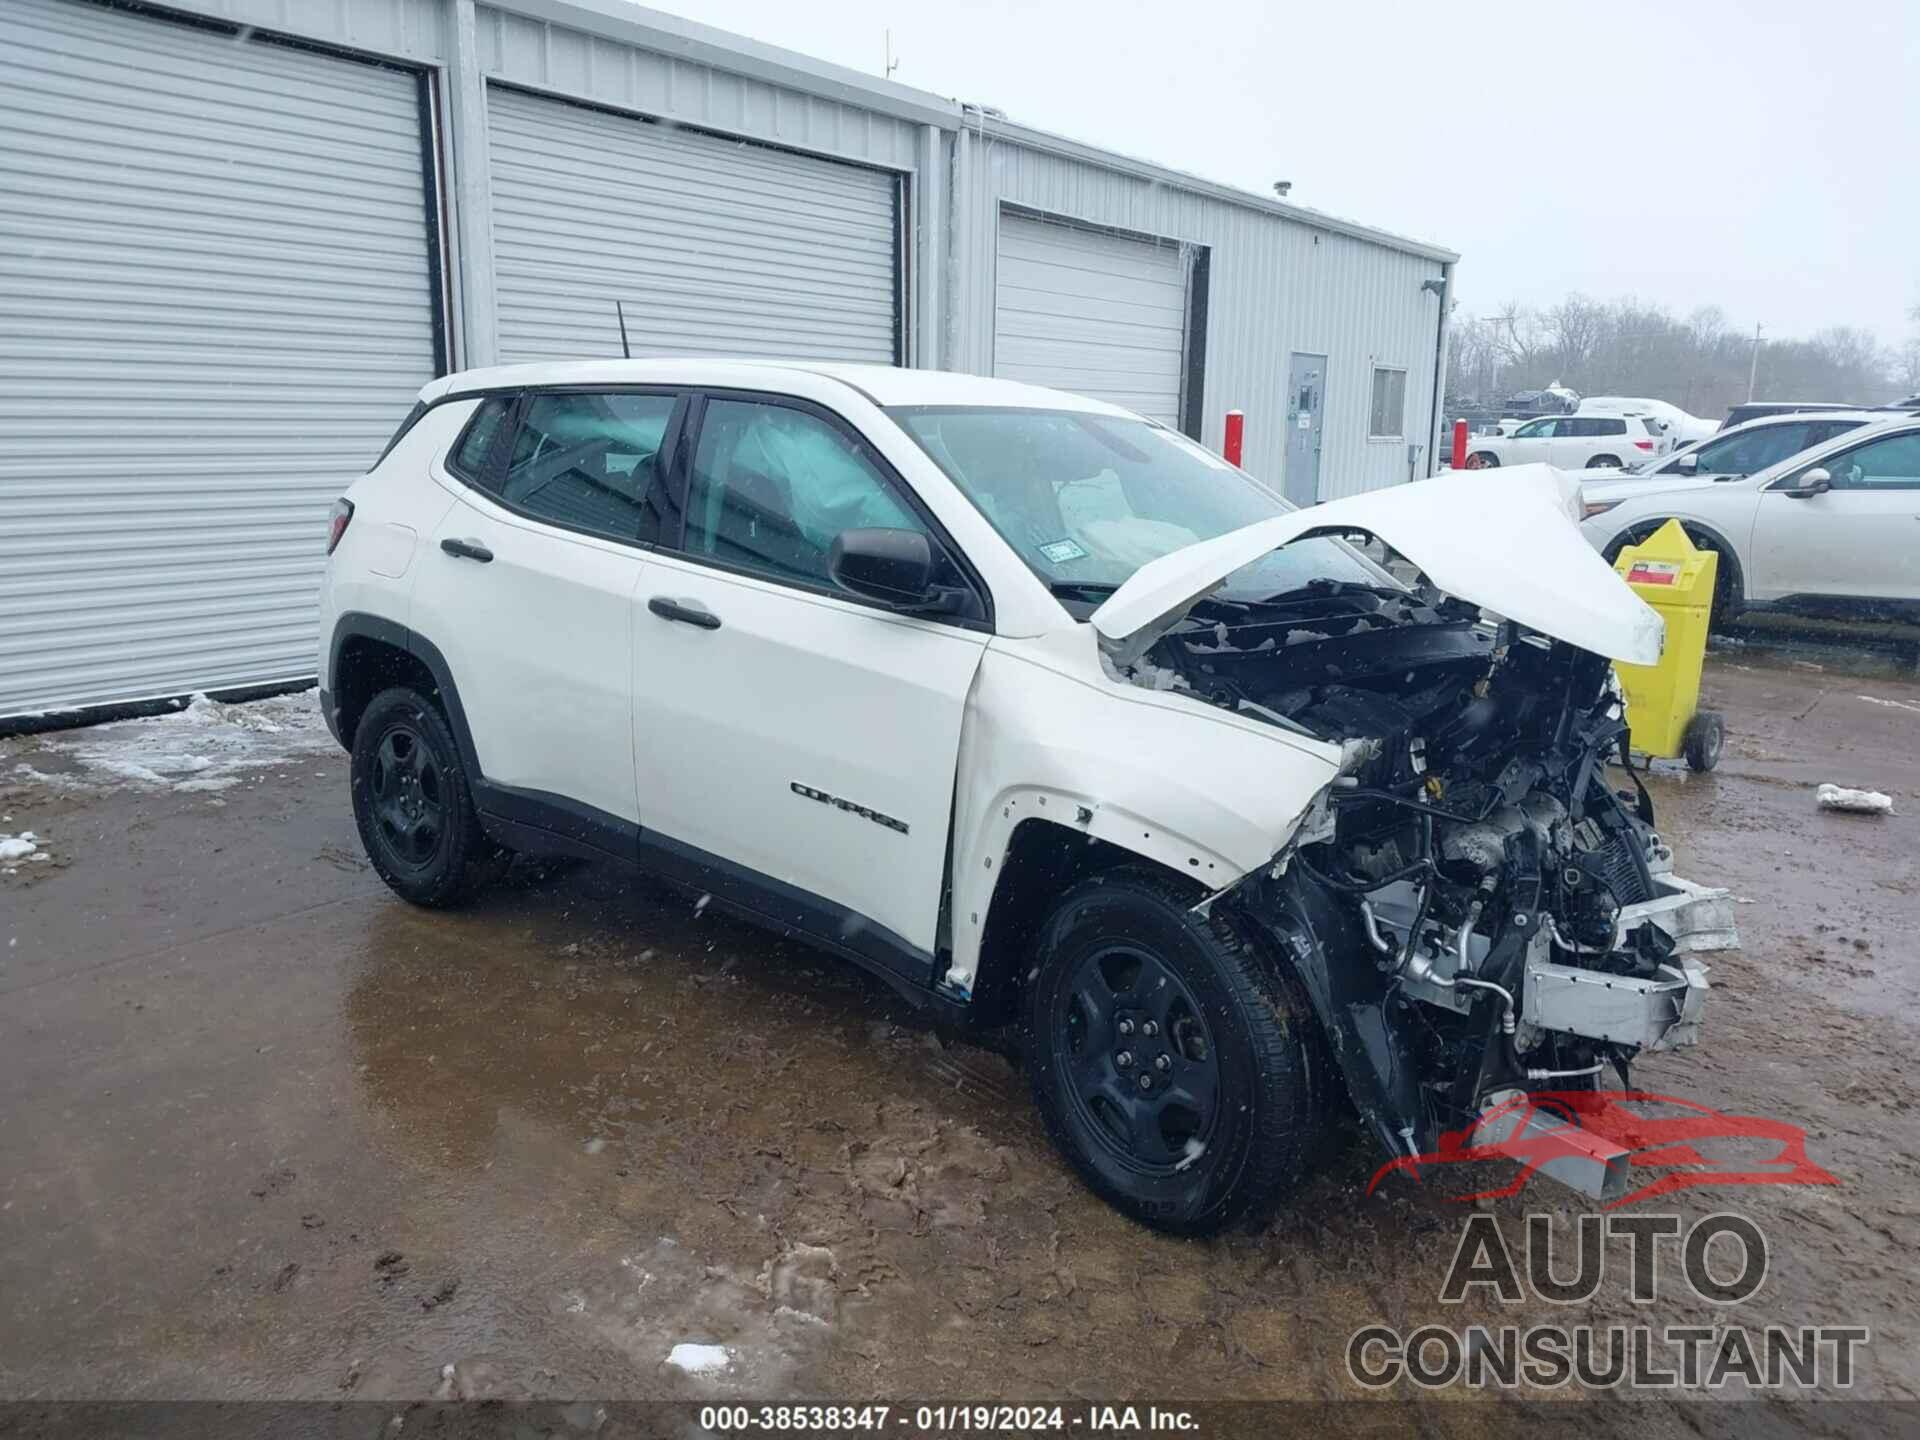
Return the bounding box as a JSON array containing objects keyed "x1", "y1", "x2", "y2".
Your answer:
[{"x1": 423, "y1": 360, "x2": 1138, "y2": 417}]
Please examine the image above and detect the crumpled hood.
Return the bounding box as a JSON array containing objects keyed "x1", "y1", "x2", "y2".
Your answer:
[{"x1": 1091, "y1": 464, "x2": 1664, "y2": 666}]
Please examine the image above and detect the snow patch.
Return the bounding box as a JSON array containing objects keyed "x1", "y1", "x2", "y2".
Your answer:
[
  {"x1": 28, "y1": 690, "x2": 332, "y2": 794},
  {"x1": 1816, "y1": 784, "x2": 1893, "y2": 815},
  {"x1": 1855, "y1": 694, "x2": 1920, "y2": 716},
  {"x1": 665, "y1": 1342, "x2": 732, "y2": 1374}
]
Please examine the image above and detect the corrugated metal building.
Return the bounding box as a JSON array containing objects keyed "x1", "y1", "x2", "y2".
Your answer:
[{"x1": 0, "y1": 0, "x2": 1456, "y2": 719}]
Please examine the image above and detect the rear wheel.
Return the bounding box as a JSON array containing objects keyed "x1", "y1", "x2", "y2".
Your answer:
[
  {"x1": 1024, "y1": 867, "x2": 1320, "y2": 1235},
  {"x1": 351, "y1": 686, "x2": 499, "y2": 907}
]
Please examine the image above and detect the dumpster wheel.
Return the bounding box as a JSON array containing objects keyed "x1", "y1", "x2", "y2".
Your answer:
[{"x1": 1683, "y1": 710, "x2": 1725, "y2": 772}]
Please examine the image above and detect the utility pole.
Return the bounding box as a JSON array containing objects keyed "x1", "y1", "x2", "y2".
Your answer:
[
  {"x1": 884, "y1": 29, "x2": 898, "y2": 79},
  {"x1": 1747, "y1": 322, "x2": 1763, "y2": 401}
]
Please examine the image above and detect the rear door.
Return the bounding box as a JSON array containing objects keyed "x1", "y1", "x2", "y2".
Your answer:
[
  {"x1": 628, "y1": 393, "x2": 990, "y2": 979},
  {"x1": 411, "y1": 389, "x2": 684, "y2": 840},
  {"x1": 1504, "y1": 417, "x2": 1558, "y2": 465},
  {"x1": 1748, "y1": 429, "x2": 1920, "y2": 603}
]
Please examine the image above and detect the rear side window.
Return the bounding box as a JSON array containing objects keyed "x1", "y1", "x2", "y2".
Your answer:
[
  {"x1": 1593, "y1": 418, "x2": 1627, "y2": 436},
  {"x1": 448, "y1": 397, "x2": 513, "y2": 486},
  {"x1": 499, "y1": 391, "x2": 680, "y2": 543}
]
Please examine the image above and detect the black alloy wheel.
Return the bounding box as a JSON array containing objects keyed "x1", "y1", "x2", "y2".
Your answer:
[
  {"x1": 349, "y1": 686, "x2": 499, "y2": 907},
  {"x1": 1024, "y1": 867, "x2": 1322, "y2": 1234},
  {"x1": 369, "y1": 721, "x2": 447, "y2": 870},
  {"x1": 1054, "y1": 942, "x2": 1218, "y2": 1173}
]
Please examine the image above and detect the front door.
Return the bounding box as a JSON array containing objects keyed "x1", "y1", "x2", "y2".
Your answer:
[
  {"x1": 1284, "y1": 352, "x2": 1327, "y2": 505},
  {"x1": 630, "y1": 394, "x2": 990, "y2": 976},
  {"x1": 1748, "y1": 430, "x2": 1920, "y2": 603}
]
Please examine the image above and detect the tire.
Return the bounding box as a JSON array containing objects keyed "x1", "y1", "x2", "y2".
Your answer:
[
  {"x1": 350, "y1": 685, "x2": 499, "y2": 907},
  {"x1": 1683, "y1": 710, "x2": 1725, "y2": 772},
  {"x1": 1023, "y1": 866, "x2": 1320, "y2": 1235},
  {"x1": 1465, "y1": 451, "x2": 1500, "y2": 470},
  {"x1": 1586, "y1": 454, "x2": 1623, "y2": 469}
]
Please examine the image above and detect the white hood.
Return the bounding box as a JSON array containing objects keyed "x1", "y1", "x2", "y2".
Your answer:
[{"x1": 1091, "y1": 465, "x2": 1664, "y2": 666}]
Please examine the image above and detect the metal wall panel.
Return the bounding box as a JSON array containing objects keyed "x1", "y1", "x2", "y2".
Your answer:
[
  {"x1": 487, "y1": 85, "x2": 900, "y2": 364},
  {"x1": 75, "y1": 0, "x2": 452, "y2": 64},
  {"x1": 992, "y1": 212, "x2": 1188, "y2": 427},
  {"x1": 476, "y1": 5, "x2": 922, "y2": 170},
  {"x1": 954, "y1": 132, "x2": 1448, "y2": 501},
  {"x1": 0, "y1": 0, "x2": 440, "y2": 716}
]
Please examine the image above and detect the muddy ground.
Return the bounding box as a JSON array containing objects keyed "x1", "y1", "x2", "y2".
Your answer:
[{"x1": 2, "y1": 646, "x2": 1917, "y2": 1433}]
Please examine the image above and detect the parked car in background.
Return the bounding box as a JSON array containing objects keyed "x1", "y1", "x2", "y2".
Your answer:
[
  {"x1": 1721, "y1": 400, "x2": 1857, "y2": 430},
  {"x1": 1610, "y1": 410, "x2": 1879, "y2": 484},
  {"x1": 1462, "y1": 413, "x2": 1668, "y2": 469},
  {"x1": 1580, "y1": 396, "x2": 1716, "y2": 445},
  {"x1": 1579, "y1": 411, "x2": 1920, "y2": 621}
]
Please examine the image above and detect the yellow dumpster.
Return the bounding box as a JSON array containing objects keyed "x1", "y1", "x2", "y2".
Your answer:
[{"x1": 1612, "y1": 519, "x2": 1725, "y2": 771}]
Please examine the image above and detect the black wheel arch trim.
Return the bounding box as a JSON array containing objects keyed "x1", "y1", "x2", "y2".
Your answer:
[{"x1": 327, "y1": 610, "x2": 954, "y2": 1016}]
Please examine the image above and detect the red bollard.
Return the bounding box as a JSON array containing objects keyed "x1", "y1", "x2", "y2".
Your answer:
[
  {"x1": 1223, "y1": 410, "x2": 1245, "y2": 467},
  {"x1": 1450, "y1": 417, "x2": 1468, "y2": 471}
]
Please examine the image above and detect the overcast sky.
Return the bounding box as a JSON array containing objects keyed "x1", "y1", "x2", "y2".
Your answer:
[{"x1": 646, "y1": 0, "x2": 1919, "y2": 345}]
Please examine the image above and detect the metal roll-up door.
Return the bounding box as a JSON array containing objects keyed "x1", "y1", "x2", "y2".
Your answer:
[
  {"x1": 0, "y1": 0, "x2": 440, "y2": 718},
  {"x1": 994, "y1": 213, "x2": 1190, "y2": 426},
  {"x1": 488, "y1": 86, "x2": 901, "y2": 365}
]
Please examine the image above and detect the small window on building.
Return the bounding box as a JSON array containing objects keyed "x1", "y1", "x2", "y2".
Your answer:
[{"x1": 1369, "y1": 367, "x2": 1407, "y2": 439}]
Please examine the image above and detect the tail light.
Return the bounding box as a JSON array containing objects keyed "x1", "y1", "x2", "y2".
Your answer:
[
  {"x1": 327, "y1": 498, "x2": 355, "y2": 555},
  {"x1": 1633, "y1": 439, "x2": 1655, "y2": 450}
]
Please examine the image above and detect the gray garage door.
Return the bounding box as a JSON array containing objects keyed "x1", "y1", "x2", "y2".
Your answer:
[
  {"x1": 993, "y1": 212, "x2": 1191, "y2": 426},
  {"x1": 0, "y1": 0, "x2": 441, "y2": 718},
  {"x1": 488, "y1": 86, "x2": 901, "y2": 365}
]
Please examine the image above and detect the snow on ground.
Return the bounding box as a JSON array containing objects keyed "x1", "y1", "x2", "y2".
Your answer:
[
  {"x1": 665, "y1": 1342, "x2": 732, "y2": 1374},
  {"x1": 13, "y1": 689, "x2": 334, "y2": 795}
]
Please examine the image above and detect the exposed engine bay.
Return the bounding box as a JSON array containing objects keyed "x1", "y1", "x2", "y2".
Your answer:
[{"x1": 1112, "y1": 572, "x2": 1728, "y2": 1189}]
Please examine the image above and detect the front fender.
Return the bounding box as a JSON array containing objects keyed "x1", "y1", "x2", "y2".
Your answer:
[{"x1": 945, "y1": 641, "x2": 1340, "y2": 994}]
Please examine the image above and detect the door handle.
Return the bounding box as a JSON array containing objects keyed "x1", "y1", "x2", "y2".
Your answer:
[
  {"x1": 648, "y1": 595, "x2": 721, "y2": 630},
  {"x1": 440, "y1": 537, "x2": 493, "y2": 563}
]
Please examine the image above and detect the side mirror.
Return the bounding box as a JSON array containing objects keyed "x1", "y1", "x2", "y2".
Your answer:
[
  {"x1": 1783, "y1": 467, "x2": 1831, "y2": 499},
  {"x1": 1675, "y1": 452, "x2": 1700, "y2": 475},
  {"x1": 829, "y1": 527, "x2": 937, "y2": 606}
]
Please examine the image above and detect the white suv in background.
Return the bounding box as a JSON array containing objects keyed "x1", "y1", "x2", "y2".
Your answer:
[
  {"x1": 319, "y1": 360, "x2": 1725, "y2": 1231},
  {"x1": 1580, "y1": 396, "x2": 1716, "y2": 446},
  {"x1": 1462, "y1": 413, "x2": 1669, "y2": 470}
]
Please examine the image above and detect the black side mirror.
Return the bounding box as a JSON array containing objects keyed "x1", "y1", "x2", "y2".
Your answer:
[
  {"x1": 829, "y1": 527, "x2": 939, "y2": 607},
  {"x1": 1782, "y1": 467, "x2": 1831, "y2": 499}
]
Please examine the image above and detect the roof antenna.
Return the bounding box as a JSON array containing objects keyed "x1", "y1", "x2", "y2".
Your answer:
[{"x1": 615, "y1": 299, "x2": 632, "y2": 359}]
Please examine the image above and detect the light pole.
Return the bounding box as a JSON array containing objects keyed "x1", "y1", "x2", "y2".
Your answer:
[{"x1": 1747, "y1": 323, "x2": 1763, "y2": 401}]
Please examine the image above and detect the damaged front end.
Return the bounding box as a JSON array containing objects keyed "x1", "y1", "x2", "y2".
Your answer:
[{"x1": 1112, "y1": 567, "x2": 1732, "y2": 1200}]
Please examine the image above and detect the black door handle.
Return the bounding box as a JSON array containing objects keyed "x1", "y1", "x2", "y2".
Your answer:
[
  {"x1": 440, "y1": 538, "x2": 493, "y2": 563},
  {"x1": 648, "y1": 596, "x2": 721, "y2": 630}
]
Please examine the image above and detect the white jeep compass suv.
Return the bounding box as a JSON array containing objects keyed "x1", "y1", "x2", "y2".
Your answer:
[{"x1": 321, "y1": 361, "x2": 1730, "y2": 1233}]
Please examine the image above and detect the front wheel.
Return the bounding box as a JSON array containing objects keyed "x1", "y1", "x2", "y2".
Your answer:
[
  {"x1": 1465, "y1": 451, "x2": 1500, "y2": 470},
  {"x1": 1023, "y1": 868, "x2": 1321, "y2": 1235},
  {"x1": 1586, "y1": 454, "x2": 1623, "y2": 469}
]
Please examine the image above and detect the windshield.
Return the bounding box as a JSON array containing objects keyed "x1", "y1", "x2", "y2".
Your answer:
[{"x1": 890, "y1": 407, "x2": 1396, "y2": 603}]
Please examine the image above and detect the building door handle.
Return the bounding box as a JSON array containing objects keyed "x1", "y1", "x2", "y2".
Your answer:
[
  {"x1": 648, "y1": 596, "x2": 721, "y2": 630},
  {"x1": 440, "y1": 537, "x2": 493, "y2": 563}
]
